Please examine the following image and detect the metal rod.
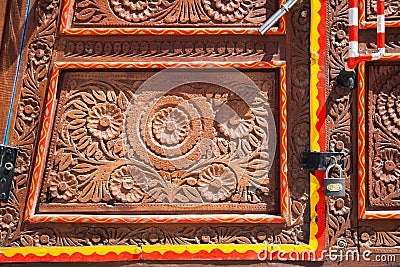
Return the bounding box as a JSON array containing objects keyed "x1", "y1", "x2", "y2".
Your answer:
[
  {"x1": 346, "y1": 0, "x2": 385, "y2": 70},
  {"x1": 258, "y1": 0, "x2": 299, "y2": 35}
]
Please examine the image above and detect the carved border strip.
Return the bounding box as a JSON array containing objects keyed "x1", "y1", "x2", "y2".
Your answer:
[
  {"x1": 359, "y1": 0, "x2": 400, "y2": 28},
  {"x1": 59, "y1": 0, "x2": 287, "y2": 35},
  {"x1": 357, "y1": 55, "x2": 400, "y2": 219},
  {"x1": 24, "y1": 61, "x2": 289, "y2": 224}
]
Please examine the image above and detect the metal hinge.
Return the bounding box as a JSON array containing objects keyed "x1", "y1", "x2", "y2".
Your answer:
[
  {"x1": 0, "y1": 145, "x2": 18, "y2": 200},
  {"x1": 301, "y1": 150, "x2": 344, "y2": 171}
]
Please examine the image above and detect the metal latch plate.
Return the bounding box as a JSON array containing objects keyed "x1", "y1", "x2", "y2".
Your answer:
[
  {"x1": 301, "y1": 151, "x2": 344, "y2": 171},
  {"x1": 0, "y1": 145, "x2": 18, "y2": 200}
]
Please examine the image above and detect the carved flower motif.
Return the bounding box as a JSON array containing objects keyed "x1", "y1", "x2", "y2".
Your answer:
[
  {"x1": 110, "y1": 0, "x2": 163, "y2": 22},
  {"x1": 358, "y1": 227, "x2": 376, "y2": 248},
  {"x1": 0, "y1": 207, "x2": 18, "y2": 243},
  {"x1": 152, "y1": 107, "x2": 190, "y2": 145},
  {"x1": 15, "y1": 150, "x2": 31, "y2": 175},
  {"x1": 217, "y1": 101, "x2": 255, "y2": 139},
  {"x1": 109, "y1": 166, "x2": 146, "y2": 202},
  {"x1": 328, "y1": 196, "x2": 350, "y2": 216},
  {"x1": 329, "y1": 132, "x2": 350, "y2": 154},
  {"x1": 195, "y1": 226, "x2": 217, "y2": 244},
  {"x1": 29, "y1": 41, "x2": 51, "y2": 65},
  {"x1": 142, "y1": 227, "x2": 165, "y2": 244},
  {"x1": 82, "y1": 227, "x2": 107, "y2": 245},
  {"x1": 49, "y1": 172, "x2": 78, "y2": 201},
  {"x1": 373, "y1": 148, "x2": 400, "y2": 183},
  {"x1": 87, "y1": 103, "x2": 123, "y2": 140},
  {"x1": 17, "y1": 98, "x2": 40, "y2": 122},
  {"x1": 377, "y1": 92, "x2": 400, "y2": 136},
  {"x1": 33, "y1": 228, "x2": 57, "y2": 246},
  {"x1": 198, "y1": 164, "x2": 236, "y2": 202},
  {"x1": 250, "y1": 226, "x2": 273, "y2": 244},
  {"x1": 330, "y1": 22, "x2": 348, "y2": 48},
  {"x1": 203, "y1": 0, "x2": 252, "y2": 22}
]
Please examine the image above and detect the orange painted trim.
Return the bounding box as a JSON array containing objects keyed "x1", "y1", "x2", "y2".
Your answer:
[
  {"x1": 59, "y1": 0, "x2": 287, "y2": 35},
  {"x1": 357, "y1": 55, "x2": 400, "y2": 219},
  {"x1": 24, "y1": 61, "x2": 289, "y2": 224}
]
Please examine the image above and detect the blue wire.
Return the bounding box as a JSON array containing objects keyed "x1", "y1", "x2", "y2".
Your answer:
[{"x1": 3, "y1": 0, "x2": 32, "y2": 145}]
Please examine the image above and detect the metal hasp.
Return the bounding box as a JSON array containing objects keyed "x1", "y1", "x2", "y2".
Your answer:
[
  {"x1": 0, "y1": 145, "x2": 18, "y2": 200},
  {"x1": 258, "y1": 0, "x2": 299, "y2": 34},
  {"x1": 301, "y1": 150, "x2": 344, "y2": 171}
]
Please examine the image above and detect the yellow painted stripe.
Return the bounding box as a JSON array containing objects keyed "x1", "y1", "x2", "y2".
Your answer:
[{"x1": 0, "y1": 245, "x2": 141, "y2": 257}]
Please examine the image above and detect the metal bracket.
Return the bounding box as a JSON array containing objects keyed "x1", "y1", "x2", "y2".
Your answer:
[
  {"x1": 0, "y1": 145, "x2": 18, "y2": 200},
  {"x1": 301, "y1": 150, "x2": 344, "y2": 171}
]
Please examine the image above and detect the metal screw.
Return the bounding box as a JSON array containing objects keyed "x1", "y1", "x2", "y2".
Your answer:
[
  {"x1": 0, "y1": 193, "x2": 6, "y2": 199},
  {"x1": 4, "y1": 162, "x2": 13, "y2": 171},
  {"x1": 0, "y1": 178, "x2": 6, "y2": 183}
]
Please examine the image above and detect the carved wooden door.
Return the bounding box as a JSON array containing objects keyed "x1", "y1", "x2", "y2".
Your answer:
[
  {"x1": 0, "y1": 0, "x2": 327, "y2": 262},
  {"x1": 325, "y1": 0, "x2": 400, "y2": 260}
]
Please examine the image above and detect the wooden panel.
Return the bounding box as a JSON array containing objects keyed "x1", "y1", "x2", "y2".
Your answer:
[
  {"x1": 60, "y1": 0, "x2": 285, "y2": 34},
  {"x1": 34, "y1": 68, "x2": 282, "y2": 217}
]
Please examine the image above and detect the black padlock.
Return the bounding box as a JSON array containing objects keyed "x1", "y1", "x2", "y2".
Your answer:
[{"x1": 324, "y1": 160, "x2": 345, "y2": 197}]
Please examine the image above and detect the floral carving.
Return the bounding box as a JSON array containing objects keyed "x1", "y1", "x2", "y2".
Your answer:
[
  {"x1": 0, "y1": 207, "x2": 19, "y2": 244},
  {"x1": 358, "y1": 227, "x2": 377, "y2": 248},
  {"x1": 369, "y1": 69, "x2": 400, "y2": 207},
  {"x1": 109, "y1": 166, "x2": 145, "y2": 202},
  {"x1": 373, "y1": 148, "x2": 400, "y2": 183},
  {"x1": 152, "y1": 107, "x2": 190, "y2": 145},
  {"x1": 195, "y1": 226, "x2": 217, "y2": 244},
  {"x1": 17, "y1": 98, "x2": 40, "y2": 123},
  {"x1": 216, "y1": 101, "x2": 255, "y2": 139},
  {"x1": 106, "y1": 0, "x2": 269, "y2": 24},
  {"x1": 87, "y1": 103, "x2": 124, "y2": 140},
  {"x1": 330, "y1": 22, "x2": 348, "y2": 48},
  {"x1": 329, "y1": 132, "x2": 350, "y2": 154},
  {"x1": 202, "y1": 0, "x2": 252, "y2": 22},
  {"x1": 250, "y1": 226, "x2": 274, "y2": 244},
  {"x1": 49, "y1": 172, "x2": 78, "y2": 201},
  {"x1": 328, "y1": 197, "x2": 350, "y2": 216},
  {"x1": 29, "y1": 41, "x2": 51, "y2": 66},
  {"x1": 141, "y1": 227, "x2": 165, "y2": 244},
  {"x1": 198, "y1": 164, "x2": 236, "y2": 202}
]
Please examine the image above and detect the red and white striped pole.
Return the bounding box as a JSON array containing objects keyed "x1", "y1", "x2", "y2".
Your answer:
[
  {"x1": 347, "y1": 0, "x2": 359, "y2": 70},
  {"x1": 346, "y1": 0, "x2": 385, "y2": 70}
]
